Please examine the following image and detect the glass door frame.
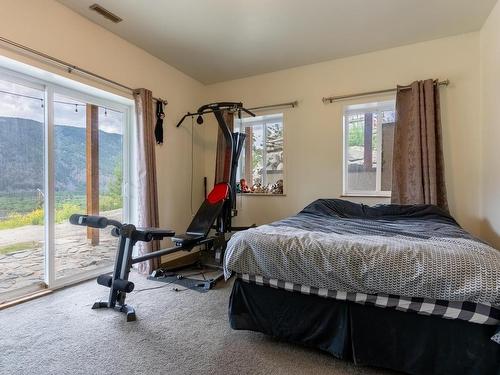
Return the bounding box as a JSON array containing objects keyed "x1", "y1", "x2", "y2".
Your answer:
[
  {"x1": 47, "y1": 85, "x2": 132, "y2": 289},
  {"x1": 0, "y1": 68, "x2": 47, "y2": 301},
  {"x1": 0, "y1": 66, "x2": 133, "y2": 294}
]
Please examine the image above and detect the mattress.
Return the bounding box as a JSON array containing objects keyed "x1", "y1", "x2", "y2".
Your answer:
[{"x1": 224, "y1": 199, "x2": 500, "y2": 343}]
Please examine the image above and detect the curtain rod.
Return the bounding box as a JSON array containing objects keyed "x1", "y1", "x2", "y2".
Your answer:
[
  {"x1": 322, "y1": 80, "x2": 450, "y2": 104},
  {"x1": 248, "y1": 101, "x2": 298, "y2": 111},
  {"x1": 0, "y1": 36, "x2": 168, "y2": 105}
]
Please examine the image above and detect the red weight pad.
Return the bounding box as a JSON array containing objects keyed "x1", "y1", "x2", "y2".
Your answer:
[
  {"x1": 174, "y1": 183, "x2": 230, "y2": 245},
  {"x1": 207, "y1": 183, "x2": 229, "y2": 204}
]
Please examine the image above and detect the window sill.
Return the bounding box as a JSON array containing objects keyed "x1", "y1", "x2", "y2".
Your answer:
[
  {"x1": 341, "y1": 194, "x2": 391, "y2": 199},
  {"x1": 238, "y1": 193, "x2": 286, "y2": 197}
]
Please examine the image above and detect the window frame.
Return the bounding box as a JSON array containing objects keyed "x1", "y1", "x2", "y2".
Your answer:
[
  {"x1": 342, "y1": 96, "x2": 395, "y2": 198},
  {"x1": 0, "y1": 64, "x2": 133, "y2": 293},
  {"x1": 235, "y1": 112, "x2": 286, "y2": 196}
]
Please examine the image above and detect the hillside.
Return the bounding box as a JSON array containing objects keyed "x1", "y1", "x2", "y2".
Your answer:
[{"x1": 0, "y1": 117, "x2": 122, "y2": 193}]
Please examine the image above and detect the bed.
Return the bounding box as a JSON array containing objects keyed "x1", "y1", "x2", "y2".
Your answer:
[{"x1": 223, "y1": 199, "x2": 500, "y2": 375}]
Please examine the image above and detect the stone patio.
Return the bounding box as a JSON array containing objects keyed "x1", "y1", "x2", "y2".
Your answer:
[{"x1": 0, "y1": 210, "x2": 121, "y2": 296}]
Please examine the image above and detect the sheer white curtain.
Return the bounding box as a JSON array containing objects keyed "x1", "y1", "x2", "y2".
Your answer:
[{"x1": 133, "y1": 88, "x2": 161, "y2": 274}]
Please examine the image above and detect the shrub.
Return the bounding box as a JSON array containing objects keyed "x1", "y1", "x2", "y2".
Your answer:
[
  {"x1": 27, "y1": 208, "x2": 44, "y2": 225},
  {"x1": 55, "y1": 202, "x2": 83, "y2": 223},
  {"x1": 0, "y1": 208, "x2": 44, "y2": 229},
  {"x1": 0, "y1": 202, "x2": 84, "y2": 230},
  {"x1": 100, "y1": 195, "x2": 122, "y2": 212}
]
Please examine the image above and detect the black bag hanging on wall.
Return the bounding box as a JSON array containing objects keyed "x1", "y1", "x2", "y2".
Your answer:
[{"x1": 155, "y1": 100, "x2": 165, "y2": 144}]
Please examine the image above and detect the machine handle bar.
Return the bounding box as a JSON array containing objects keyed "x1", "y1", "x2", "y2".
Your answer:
[
  {"x1": 69, "y1": 214, "x2": 122, "y2": 229},
  {"x1": 176, "y1": 102, "x2": 256, "y2": 128}
]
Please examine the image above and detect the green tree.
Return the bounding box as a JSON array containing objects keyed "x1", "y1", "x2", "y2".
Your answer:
[
  {"x1": 107, "y1": 162, "x2": 123, "y2": 198},
  {"x1": 100, "y1": 161, "x2": 123, "y2": 212}
]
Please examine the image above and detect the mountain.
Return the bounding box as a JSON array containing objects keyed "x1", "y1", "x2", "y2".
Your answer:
[{"x1": 0, "y1": 117, "x2": 122, "y2": 193}]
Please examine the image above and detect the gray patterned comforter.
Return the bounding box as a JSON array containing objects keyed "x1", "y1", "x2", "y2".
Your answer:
[{"x1": 224, "y1": 199, "x2": 500, "y2": 305}]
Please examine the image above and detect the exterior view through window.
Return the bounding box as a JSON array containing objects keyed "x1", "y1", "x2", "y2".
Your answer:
[
  {"x1": 0, "y1": 76, "x2": 46, "y2": 293},
  {"x1": 0, "y1": 68, "x2": 130, "y2": 299},
  {"x1": 235, "y1": 113, "x2": 284, "y2": 195},
  {"x1": 53, "y1": 94, "x2": 124, "y2": 279},
  {"x1": 343, "y1": 99, "x2": 396, "y2": 196}
]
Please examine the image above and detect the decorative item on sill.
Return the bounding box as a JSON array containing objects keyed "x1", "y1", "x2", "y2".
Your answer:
[
  {"x1": 251, "y1": 182, "x2": 261, "y2": 193},
  {"x1": 240, "y1": 178, "x2": 251, "y2": 193},
  {"x1": 270, "y1": 179, "x2": 284, "y2": 195},
  {"x1": 243, "y1": 180, "x2": 283, "y2": 194}
]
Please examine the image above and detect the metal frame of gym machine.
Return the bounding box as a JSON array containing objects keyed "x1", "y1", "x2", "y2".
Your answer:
[{"x1": 70, "y1": 102, "x2": 255, "y2": 321}]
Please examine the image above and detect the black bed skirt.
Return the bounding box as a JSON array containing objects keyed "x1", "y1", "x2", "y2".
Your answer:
[{"x1": 229, "y1": 278, "x2": 500, "y2": 375}]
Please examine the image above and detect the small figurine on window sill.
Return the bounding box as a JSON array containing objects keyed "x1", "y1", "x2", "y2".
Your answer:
[
  {"x1": 271, "y1": 179, "x2": 284, "y2": 195},
  {"x1": 240, "y1": 178, "x2": 251, "y2": 193},
  {"x1": 251, "y1": 182, "x2": 265, "y2": 193}
]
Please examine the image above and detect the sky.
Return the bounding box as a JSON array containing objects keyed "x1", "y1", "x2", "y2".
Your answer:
[{"x1": 0, "y1": 79, "x2": 123, "y2": 135}]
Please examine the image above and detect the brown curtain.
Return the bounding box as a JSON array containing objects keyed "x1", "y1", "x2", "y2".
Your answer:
[
  {"x1": 214, "y1": 110, "x2": 234, "y2": 184},
  {"x1": 133, "y1": 88, "x2": 161, "y2": 274},
  {"x1": 391, "y1": 79, "x2": 448, "y2": 210}
]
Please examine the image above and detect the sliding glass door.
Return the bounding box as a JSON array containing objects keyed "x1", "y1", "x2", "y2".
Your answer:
[
  {"x1": 53, "y1": 94, "x2": 126, "y2": 280},
  {"x1": 0, "y1": 75, "x2": 46, "y2": 296},
  {"x1": 0, "y1": 68, "x2": 130, "y2": 300}
]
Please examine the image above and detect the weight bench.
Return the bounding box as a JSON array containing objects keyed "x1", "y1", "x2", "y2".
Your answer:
[
  {"x1": 69, "y1": 183, "x2": 231, "y2": 321},
  {"x1": 171, "y1": 183, "x2": 229, "y2": 247}
]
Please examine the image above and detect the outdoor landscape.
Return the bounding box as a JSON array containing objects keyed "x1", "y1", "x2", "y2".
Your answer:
[
  {"x1": 237, "y1": 117, "x2": 284, "y2": 194},
  {"x1": 0, "y1": 116, "x2": 123, "y2": 232},
  {"x1": 346, "y1": 111, "x2": 395, "y2": 192},
  {"x1": 0, "y1": 115, "x2": 123, "y2": 294}
]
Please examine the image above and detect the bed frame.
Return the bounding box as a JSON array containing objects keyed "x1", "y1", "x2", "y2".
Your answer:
[{"x1": 229, "y1": 278, "x2": 500, "y2": 375}]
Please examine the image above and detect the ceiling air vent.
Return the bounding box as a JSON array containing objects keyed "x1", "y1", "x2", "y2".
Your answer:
[{"x1": 89, "y1": 4, "x2": 123, "y2": 23}]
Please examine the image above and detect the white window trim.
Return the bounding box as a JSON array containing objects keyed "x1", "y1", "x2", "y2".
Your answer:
[
  {"x1": 0, "y1": 61, "x2": 134, "y2": 297},
  {"x1": 342, "y1": 96, "x2": 395, "y2": 198}
]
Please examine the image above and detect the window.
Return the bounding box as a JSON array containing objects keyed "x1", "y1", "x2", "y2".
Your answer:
[
  {"x1": 53, "y1": 94, "x2": 127, "y2": 280},
  {"x1": 0, "y1": 74, "x2": 46, "y2": 294},
  {"x1": 235, "y1": 113, "x2": 284, "y2": 195},
  {"x1": 343, "y1": 99, "x2": 395, "y2": 196},
  {"x1": 0, "y1": 64, "x2": 132, "y2": 300}
]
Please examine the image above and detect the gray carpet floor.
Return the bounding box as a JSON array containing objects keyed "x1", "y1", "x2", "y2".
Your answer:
[{"x1": 0, "y1": 272, "x2": 393, "y2": 375}]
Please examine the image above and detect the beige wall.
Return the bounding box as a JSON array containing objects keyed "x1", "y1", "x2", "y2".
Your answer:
[
  {"x1": 203, "y1": 33, "x2": 483, "y2": 236},
  {"x1": 0, "y1": 0, "x2": 493, "y2": 246},
  {"x1": 480, "y1": 0, "x2": 500, "y2": 248},
  {"x1": 0, "y1": 0, "x2": 205, "y2": 242}
]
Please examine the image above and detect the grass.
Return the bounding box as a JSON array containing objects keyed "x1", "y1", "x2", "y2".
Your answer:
[
  {"x1": 0, "y1": 195, "x2": 122, "y2": 230},
  {"x1": 0, "y1": 203, "x2": 84, "y2": 230},
  {"x1": 0, "y1": 194, "x2": 42, "y2": 213},
  {"x1": 0, "y1": 241, "x2": 41, "y2": 255},
  {"x1": 0, "y1": 193, "x2": 86, "y2": 212},
  {"x1": 0, "y1": 208, "x2": 45, "y2": 229},
  {"x1": 0, "y1": 163, "x2": 124, "y2": 230}
]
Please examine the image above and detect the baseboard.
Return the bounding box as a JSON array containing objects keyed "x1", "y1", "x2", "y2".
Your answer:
[{"x1": 0, "y1": 289, "x2": 52, "y2": 310}]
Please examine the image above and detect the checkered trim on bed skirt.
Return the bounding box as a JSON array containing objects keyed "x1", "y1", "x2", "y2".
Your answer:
[{"x1": 238, "y1": 274, "x2": 500, "y2": 345}]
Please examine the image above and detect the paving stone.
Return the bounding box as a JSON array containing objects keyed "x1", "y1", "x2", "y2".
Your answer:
[
  {"x1": 11, "y1": 252, "x2": 32, "y2": 259},
  {"x1": 1, "y1": 240, "x2": 116, "y2": 293},
  {"x1": 18, "y1": 274, "x2": 32, "y2": 279}
]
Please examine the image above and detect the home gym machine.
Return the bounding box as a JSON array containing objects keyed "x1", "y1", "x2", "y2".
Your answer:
[{"x1": 70, "y1": 102, "x2": 255, "y2": 321}]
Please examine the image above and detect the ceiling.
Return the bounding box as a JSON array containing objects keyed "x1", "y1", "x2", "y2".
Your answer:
[{"x1": 57, "y1": 0, "x2": 497, "y2": 84}]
